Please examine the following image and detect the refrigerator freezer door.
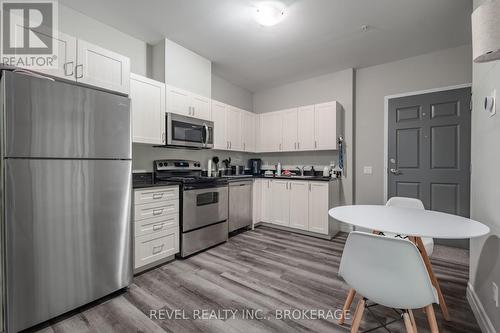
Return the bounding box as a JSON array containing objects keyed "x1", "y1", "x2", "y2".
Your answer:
[
  {"x1": 3, "y1": 71, "x2": 131, "y2": 159},
  {"x1": 4, "y1": 159, "x2": 133, "y2": 333}
]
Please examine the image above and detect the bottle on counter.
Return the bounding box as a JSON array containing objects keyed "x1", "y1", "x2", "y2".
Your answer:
[{"x1": 276, "y1": 162, "x2": 282, "y2": 176}]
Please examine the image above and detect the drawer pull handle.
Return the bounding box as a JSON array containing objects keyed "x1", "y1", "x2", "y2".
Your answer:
[
  {"x1": 152, "y1": 224, "x2": 164, "y2": 231},
  {"x1": 152, "y1": 193, "x2": 164, "y2": 199},
  {"x1": 152, "y1": 209, "x2": 164, "y2": 216},
  {"x1": 152, "y1": 244, "x2": 164, "y2": 254}
]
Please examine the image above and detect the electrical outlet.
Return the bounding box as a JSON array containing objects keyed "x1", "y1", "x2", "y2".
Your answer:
[
  {"x1": 493, "y1": 281, "x2": 499, "y2": 307},
  {"x1": 363, "y1": 166, "x2": 373, "y2": 175}
]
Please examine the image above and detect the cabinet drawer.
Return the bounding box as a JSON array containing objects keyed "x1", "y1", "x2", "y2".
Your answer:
[
  {"x1": 134, "y1": 228, "x2": 179, "y2": 269},
  {"x1": 134, "y1": 186, "x2": 179, "y2": 205},
  {"x1": 135, "y1": 214, "x2": 178, "y2": 238},
  {"x1": 134, "y1": 201, "x2": 179, "y2": 221}
]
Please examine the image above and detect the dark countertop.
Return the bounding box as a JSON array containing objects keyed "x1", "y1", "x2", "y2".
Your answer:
[
  {"x1": 224, "y1": 175, "x2": 337, "y2": 182},
  {"x1": 132, "y1": 172, "x2": 180, "y2": 189},
  {"x1": 256, "y1": 175, "x2": 336, "y2": 182},
  {"x1": 132, "y1": 172, "x2": 337, "y2": 189}
]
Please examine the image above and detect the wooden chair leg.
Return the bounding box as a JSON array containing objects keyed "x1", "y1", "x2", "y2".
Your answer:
[
  {"x1": 425, "y1": 304, "x2": 439, "y2": 333},
  {"x1": 350, "y1": 298, "x2": 365, "y2": 333},
  {"x1": 415, "y1": 237, "x2": 450, "y2": 321},
  {"x1": 339, "y1": 288, "x2": 356, "y2": 325},
  {"x1": 403, "y1": 311, "x2": 415, "y2": 333},
  {"x1": 409, "y1": 309, "x2": 418, "y2": 333}
]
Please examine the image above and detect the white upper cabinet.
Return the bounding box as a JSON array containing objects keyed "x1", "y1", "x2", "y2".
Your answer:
[
  {"x1": 256, "y1": 101, "x2": 340, "y2": 153},
  {"x1": 282, "y1": 108, "x2": 299, "y2": 151},
  {"x1": 130, "y1": 74, "x2": 165, "y2": 145},
  {"x1": 19, "y1": 32, "x2": 130, "y2": 94},
  {"x1": 242, "y1": 111, "x2": 256, "y2": 152},
  {"x1": 76, "y1": 39, "x2": 130, "y2": 94},
  {"x1": 166, "y1": 86, "x2": 191, "y2": 116},
  {"x1": 289, "y1": 181, "x2": 309, "y2": 231},
  {"x1": 24, "y1": 31, "x2": 77, "y2": 80},
  {"x1": 297, "y1": 105, "x2": 315, "y2": 150},
  {"x1": 211, "y1": 100, "x2": 229, "y2": 150},
  {"x1": 166, "y1": 85, "x2": 211, "y2": 120},
  {"x1": 308, "y1": 182, "x2": 330, "y2": 235},
  {"x1": 211, "y1": 101, "x2": 254, "y2": 152},
  {"x1": 191, "y1": 95, "x2": 211, "y2": 120},
  {"x1": 259, "y1": 112, "x2": 282, "y2": 152},
  {"x1": 226, "y1": 107, "x2": 243, "y2": 151},
  {"x1": 314, "y1": 101, "x2": 341, "y2": 150}
]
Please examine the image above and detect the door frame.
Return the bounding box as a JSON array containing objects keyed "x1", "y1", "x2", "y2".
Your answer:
[{"x1": 383, "y1": 83, "x2": 472, "y2": 202}]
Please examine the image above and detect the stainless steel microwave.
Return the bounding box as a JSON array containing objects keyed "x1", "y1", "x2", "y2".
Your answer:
[{"x1": 164, "y1": 113, "x2": 214, "y2": 149}]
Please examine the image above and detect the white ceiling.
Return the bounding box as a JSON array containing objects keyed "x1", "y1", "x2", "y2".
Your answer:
[{"x1": 59, "y1": 0, "x2": 472, "y2": 92}]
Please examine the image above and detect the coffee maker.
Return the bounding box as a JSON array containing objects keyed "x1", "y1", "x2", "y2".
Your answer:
[{"x1": 248, "y1": 158, "x2": 262, "y2": 175}]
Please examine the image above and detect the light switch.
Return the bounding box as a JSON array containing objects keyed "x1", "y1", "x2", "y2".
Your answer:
[{"x1": 363, "y1": 166, "x2": 373, "y2": 175}]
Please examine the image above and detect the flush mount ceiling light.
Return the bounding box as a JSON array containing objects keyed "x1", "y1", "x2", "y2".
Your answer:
[{"x1": 255, "y1": 1, "x2": 286, "y2": 27}]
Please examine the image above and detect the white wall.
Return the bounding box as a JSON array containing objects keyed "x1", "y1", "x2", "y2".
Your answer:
[
  {"x1": 212, "y1": 74, "x2": 253, "y2": 111},
  {"x1": 355, "y1": 44, "x2": 473, "y2": 204},
  {"x1": 132, "y1": 144, "x2": 253, "y2": 172},
  {"x1": 253, "y1": 68, "x2": 354, "y2": 205},
  {"x1": 468, "y1": 2, "x2": 500, "y2": 332},
  {"x1": 152, "y1": 39, "x2": 212, "y2": 98},
  {"x1": 59, "y1": 4, "x2": 149, "y2": 76}
]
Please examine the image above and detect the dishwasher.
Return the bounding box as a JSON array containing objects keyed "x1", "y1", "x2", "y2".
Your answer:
[{"x1": 228, "y1": 180, "x2": 253, "y2": 233}]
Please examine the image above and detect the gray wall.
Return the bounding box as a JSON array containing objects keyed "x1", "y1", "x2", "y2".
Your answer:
[
  {"x1": 212, "y1": 74, "x2": 253, "y2": 111},
  {"x1": 355, "y1": 44, "x2": 472, "y2": 204},
  {"x1": 59, "y1": 5, "x2": 149, "y2": 76},
  {"x1": 468, "y1": 1, "x2": 500, "y2": 331},
  {"x1": 253, "y1": 69, "x2": 354, "y2": 205}
]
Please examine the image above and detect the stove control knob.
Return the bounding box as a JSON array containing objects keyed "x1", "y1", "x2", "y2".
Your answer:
[{"x1": 158, "y1": 162, "x2": 164, "y2": 167}]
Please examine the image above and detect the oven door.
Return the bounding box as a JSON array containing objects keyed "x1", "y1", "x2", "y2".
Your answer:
[
  {"x1": 166, "y1": 113, "x2": 214, "y2": 149},
  {"x1": 182, "y1": 185, "x2": 228, "y2": 232}
]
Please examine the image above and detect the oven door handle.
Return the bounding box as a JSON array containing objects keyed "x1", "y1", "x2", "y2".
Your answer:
[{"x1": 183, "y1": 185, "x2": 228, "y2": 195}]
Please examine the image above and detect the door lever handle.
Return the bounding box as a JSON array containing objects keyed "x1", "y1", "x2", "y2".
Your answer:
[{"x1": 390, "y1": 168, "x2": 401, "y2": 175}]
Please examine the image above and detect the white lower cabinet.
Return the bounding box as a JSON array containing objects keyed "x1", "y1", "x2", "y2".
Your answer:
[
  {"x1": 261, "y1": 179, "x2": 272, "y2": 222},
  {"x1": 308, "y1": 182, "x2": 330, "y2": 234},
  {"x1": 256, "y1": 179, "x2": 336, "y2": 236},
  {"x1": 252, "y1": 180, "x2": 262, "y2": 225},
  {"x1": 135, "y1": 228, "x2": 179, "y2": 269},
  {"x1": 289, "y1": 181, "x2": 309, "y2": 231},
  {"x1": 134, "y1": 186, "x2": 179, "y2": 272},
  {"x1": 270, "y1": 180, "x2": 290, "y2": 226}
]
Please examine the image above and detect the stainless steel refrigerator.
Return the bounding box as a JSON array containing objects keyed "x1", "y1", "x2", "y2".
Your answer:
[{"x1": 0, "y1": 70, "x2": 133, "y2": 332}]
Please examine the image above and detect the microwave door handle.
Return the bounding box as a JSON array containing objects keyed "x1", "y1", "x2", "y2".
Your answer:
[{"x1": 203, "y1": 123, "x2": 209, "y2": 147}]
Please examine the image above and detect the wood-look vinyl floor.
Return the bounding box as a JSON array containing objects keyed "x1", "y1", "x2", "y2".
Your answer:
[{"x1": 32, "y1": 226, "x2": 480, "y2": 333}]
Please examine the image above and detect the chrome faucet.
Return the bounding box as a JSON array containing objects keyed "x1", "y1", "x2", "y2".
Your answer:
[{"x1": 297, "y1": 166, "x2": 306, "y2": 176}]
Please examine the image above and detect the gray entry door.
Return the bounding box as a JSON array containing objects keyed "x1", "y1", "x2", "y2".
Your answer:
[{"x1": 388, "y1": 87, "x2": 471, "y2": 248}]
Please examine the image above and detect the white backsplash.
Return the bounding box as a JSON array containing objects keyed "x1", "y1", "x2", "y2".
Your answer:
[{"x1": 133, "y1": 143, "x2": 339, "y2": 174}]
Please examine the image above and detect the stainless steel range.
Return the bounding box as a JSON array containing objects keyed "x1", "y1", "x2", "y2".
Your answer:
[{"x1": 154, "y1": 160, "x2": 228, "y2": 257}]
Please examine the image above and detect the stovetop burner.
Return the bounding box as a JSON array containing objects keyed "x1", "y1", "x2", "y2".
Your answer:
[{"x1": 154, "y1": 159, "x2": 228, "y2": 189}]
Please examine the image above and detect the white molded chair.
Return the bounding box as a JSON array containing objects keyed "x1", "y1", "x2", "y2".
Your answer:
[
  {"x1": 386, "y1": 196, "x2": 434, "y2": 256},
  {"x1": 339, "y1": 232, "x2": 440, "y2": 333}
]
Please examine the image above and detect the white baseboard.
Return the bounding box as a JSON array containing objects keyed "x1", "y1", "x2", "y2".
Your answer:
[{"x1": 467, "y1": 282, "x2": 496, "y2": 333}]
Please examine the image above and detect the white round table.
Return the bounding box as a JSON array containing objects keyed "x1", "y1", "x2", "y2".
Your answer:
[
  {"x1": 329, "y1": 205, "x2": 490, "y2": 322},
  {"x1": 329, "y1": 205, "x2": 490, "y2": 239}
]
